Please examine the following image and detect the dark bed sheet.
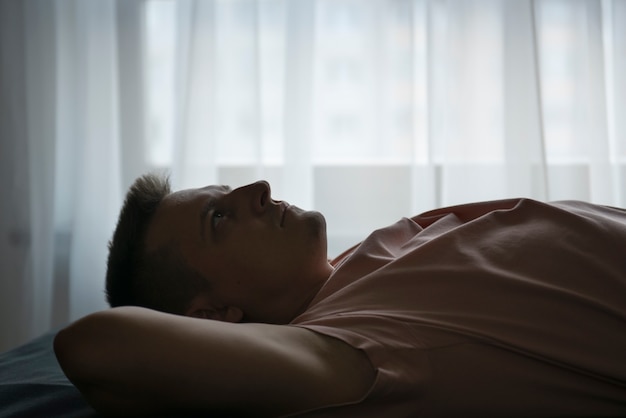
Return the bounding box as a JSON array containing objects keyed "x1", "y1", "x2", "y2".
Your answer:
[{"x1": 0, "y1": 330, "x2": 97, "y2": 418}]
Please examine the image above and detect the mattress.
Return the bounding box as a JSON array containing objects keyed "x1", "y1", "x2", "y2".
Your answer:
[{"x1": 0, "y1": 330, "x2": 96, "y2": 418}]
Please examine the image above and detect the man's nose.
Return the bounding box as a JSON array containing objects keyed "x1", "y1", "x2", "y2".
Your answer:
[{"x1": 234, "y1": 180, "x2": 271, "y2": 214}]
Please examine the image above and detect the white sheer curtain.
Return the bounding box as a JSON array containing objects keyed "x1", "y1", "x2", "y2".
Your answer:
[{"x1": 1, "y1": 0, "x2": 624, "y2": 351}]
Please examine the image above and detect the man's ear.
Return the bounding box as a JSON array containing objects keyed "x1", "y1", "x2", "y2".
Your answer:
[
  {"x1": 215, "y1": 306, "x2": 244, "y2": 323},
  {"x1": 185, "y1": 294, "x2": 243, "y2": 323}
]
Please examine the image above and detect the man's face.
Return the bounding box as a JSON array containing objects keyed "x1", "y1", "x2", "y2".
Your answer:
[{"x1": 144, "y1": 180, "x2": 333, "y2": 323}]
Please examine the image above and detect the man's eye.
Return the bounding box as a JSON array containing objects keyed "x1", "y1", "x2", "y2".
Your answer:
[{"x1": 211, "y1": 211, "x2": 224, "y2": 229}]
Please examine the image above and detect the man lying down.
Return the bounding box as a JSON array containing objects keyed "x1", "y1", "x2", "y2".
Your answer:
[{"x1": 54, "y1": 174, "x2": 626, "y2": 417}]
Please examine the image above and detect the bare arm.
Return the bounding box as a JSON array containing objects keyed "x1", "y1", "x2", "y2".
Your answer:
[{"x1": 54, "y1": 306, "x2": 374, "y2": 417}]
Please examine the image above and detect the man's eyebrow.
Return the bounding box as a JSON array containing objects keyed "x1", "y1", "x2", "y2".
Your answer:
[{"x1": 199, "y1": 185, "x2": 232, "y2": 242}]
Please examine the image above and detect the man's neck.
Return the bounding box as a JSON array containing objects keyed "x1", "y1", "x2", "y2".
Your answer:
[{"x1": 249, "y1": 262, "x2": 333, "y2": 325}]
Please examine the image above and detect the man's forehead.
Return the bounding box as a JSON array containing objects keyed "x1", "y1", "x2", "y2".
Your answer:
[
  {"x1": 166, "y1": 184, "x2": 230, "y2": 205},
  {"x1": 146, "y1": 186, "x2": 220, "y2": 252},
  {"x1": 146, "y1": 184, "x2": 233, "y2": 251}
]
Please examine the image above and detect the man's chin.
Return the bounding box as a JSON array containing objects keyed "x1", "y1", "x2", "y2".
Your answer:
[{"x1": 303, "y1": 210, "x2": 328, "y2": 243}]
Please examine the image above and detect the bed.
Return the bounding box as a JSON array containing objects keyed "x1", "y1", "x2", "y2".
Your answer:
[{"x1": 0, "y1": 330, "x2": 97, "y2": 418}]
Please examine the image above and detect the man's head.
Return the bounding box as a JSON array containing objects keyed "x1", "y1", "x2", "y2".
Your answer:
[
  {"x1": 106, "y1": 174, "x2": 333, "y2": 324},
  {"x1": 106, "y1": 173, "x2": 211, "y2": 315}
]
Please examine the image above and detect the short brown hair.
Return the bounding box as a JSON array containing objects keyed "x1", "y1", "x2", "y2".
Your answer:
[{"x1": 105, "y1": 173, "x2": 211, "y2": 314}]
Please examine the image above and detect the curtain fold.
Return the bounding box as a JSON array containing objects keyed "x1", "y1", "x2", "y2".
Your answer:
[
  {"x1": 24, "y1": 0, "x2": 57, "y2": 343},
  {"x1": 0, "y1": 0, "x2": 624, "y2": 352},
  {"x1": 502, "y1": 0, "x2": 548, "y2": 201},
  {"x1": 63, "y1": 0, "x2": 122, "y2": 320},
  {"x1": 283, "y1": 0, "x2": 315, "y2": 208},
  {"x1": 1, "y1": 0, "x2": 32, "y2": 351},
  {"x1": 172, "y1": 0, "x2": 219, "y2": 187}
]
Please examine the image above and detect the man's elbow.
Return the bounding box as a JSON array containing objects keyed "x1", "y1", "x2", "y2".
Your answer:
[
  {"x1": 53, "y1": 328, "x2": 92, "y2": 400},
  {"x1": 54, "y1": 311, "x2": 125, "y2": 414},
  {"x1": 54, "y1": 307, "x2": 173, "y2": 416},
  {"x1": 54, "y1": 317, "x2": 92, "y2": 385}
]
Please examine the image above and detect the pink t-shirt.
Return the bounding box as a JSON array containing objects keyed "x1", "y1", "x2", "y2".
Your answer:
[{"x1": 291, "y1": 198, "x2": 626, "y2": 417}]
